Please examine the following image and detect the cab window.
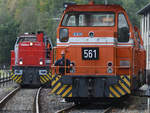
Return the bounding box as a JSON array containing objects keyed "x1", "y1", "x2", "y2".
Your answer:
[
  {"x1": 118, "y1": 13, "x2": 129, "y2": 29},
  {"x1": 67, "y1": 15, "x2": 76, "y2": 26},
  {"x1": 17, "y1": 37, "x2": 37, "y2": 44},
  {"x1": 117, "y1": 13, "x2": 129, "y2": 42},
  {"x1": 62, "y1": 12, "x2": 115, "y2": 27}
]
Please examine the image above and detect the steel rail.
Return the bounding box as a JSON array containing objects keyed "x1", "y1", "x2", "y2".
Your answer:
[
  {"x1": 34, "y1": 87, "x2": 42, "y2": 113},
  {"x1": 103, "y1": 106, "x2": 113, "y2": 113},
  {"x1": 0, "y1": 86, "x2": 20, "y2": 108}
]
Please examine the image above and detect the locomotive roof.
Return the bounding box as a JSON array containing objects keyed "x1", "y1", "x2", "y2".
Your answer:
[
  {"x1": 19, "y1": 34, "x2": 36, "y2": 38},
  {"x1": 65, "y1": 4, "x2": 125, "y2": 12}
]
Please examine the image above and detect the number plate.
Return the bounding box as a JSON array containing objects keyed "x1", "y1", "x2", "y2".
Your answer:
[{"x1": 82, "y1": 47, "x2": 99, "y2": 60}]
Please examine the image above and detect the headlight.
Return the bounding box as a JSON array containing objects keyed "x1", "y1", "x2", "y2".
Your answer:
[
  {"x1": 39, "y1": 59, "x2": 43, "y2": 65},
  {"x1": 107, "y1": 61, "x2": 113, "y2": 67},
  {"x1": 19, "y1": 59, "x2": 23, "y2": 65},
  {"x1": 59, "y1": 28, "x2": 69, "y2": 42},
  {"x1": 107, "y1": 67, "x2": 113, "y2": 73},
  {"x1": 30, "y1": 42, "x2": 33, "y2": 46},
  {"x1": 40, "y1": 61, "x2": 43, "y2": 65},
  {"x1": 120, "y1": 61, "x2": 130, "y2": 67}
]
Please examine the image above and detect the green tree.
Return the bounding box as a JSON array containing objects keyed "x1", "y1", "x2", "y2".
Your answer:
[{"x1": 0, "y1": 2, "x2": 19, "y2": 65}]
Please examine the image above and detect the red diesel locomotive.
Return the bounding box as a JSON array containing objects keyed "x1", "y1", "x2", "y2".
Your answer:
[{"x1": 10, "y1": 31, "x2": 53, "y2": 86}]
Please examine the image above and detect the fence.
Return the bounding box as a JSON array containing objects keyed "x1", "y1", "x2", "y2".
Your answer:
[{"x1": 0, "y1": 67, "x2": 13, "y2": 86}]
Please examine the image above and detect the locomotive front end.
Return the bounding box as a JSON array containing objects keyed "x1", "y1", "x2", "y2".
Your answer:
[
  {"x1": 51, "y1": 2, "x2": 146, "y2": 103},
  {"x1": 11, "y1": 32, "x2": 53, "y2": 87}
]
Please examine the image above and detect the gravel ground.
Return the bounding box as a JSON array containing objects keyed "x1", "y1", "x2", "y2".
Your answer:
[
  {"x1": 0, "y1": 88, "x2": 37, "y2": 113},
  {"x1": 111, "y1": 96, "x2": 148, "y2": 113},
  {"x1": 40, "y1": 88, "x2": 74, "y2": 113},
  {"x1": 40, "y1": 89, "x2": 150, "y2": 113},
  {"x1": 70, "y1": 106, "x2": 111, "y2": 113},
  {"x1": 0, "y1": 83, "x2": 149, "y2": 113},
  {"x1": 69, "y1": 96, "x2": 149, "y2": 113}
]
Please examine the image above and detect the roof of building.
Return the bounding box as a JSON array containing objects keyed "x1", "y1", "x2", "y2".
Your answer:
[{"x1": 137, "y1": 2, "x2": 150, "y2": 15}]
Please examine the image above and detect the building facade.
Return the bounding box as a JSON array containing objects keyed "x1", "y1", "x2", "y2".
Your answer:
[{"x1": 138, "y1": 3, "x2": 150, "y2": 69}]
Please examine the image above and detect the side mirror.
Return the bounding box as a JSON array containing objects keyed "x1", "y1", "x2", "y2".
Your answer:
[{"x1": 118, "y1": 27, "x2": 129, "y2": 42}]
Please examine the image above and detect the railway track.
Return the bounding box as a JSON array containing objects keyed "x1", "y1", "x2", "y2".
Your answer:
[
  {"x1": 103, "y1": 106, "x2": 113, "y2": 113},
  {"x1": 33, "y1": 87, "x2": 42, "y2": 113},
  {"x1": 0, "y1": 87, "x2": 42, "y2": 113},
  {"x1": 0, "y1": 86, "x2": 20, "y2": 108},
  {"x1": 55, "y1": 104, "x2": 78, "y2": 113}
]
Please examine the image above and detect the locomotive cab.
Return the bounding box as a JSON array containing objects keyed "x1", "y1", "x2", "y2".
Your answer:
[
  {"x1": 51, "y1": 2, "x2": 146, "y2": 103},
  {"x1": 11, "y1": 32, "x2": 53, "y2": 87}
]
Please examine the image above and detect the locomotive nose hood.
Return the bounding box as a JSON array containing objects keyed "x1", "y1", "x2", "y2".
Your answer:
[
  {"x1": 56, "y1": 4, "x2": 132, "y2": 76},
  {"x1": 17, "y1": 42, "x2": 45, "y2": 66},
  {"x1": 57, "y1": 27, "x2": 117, "y2": 76}
]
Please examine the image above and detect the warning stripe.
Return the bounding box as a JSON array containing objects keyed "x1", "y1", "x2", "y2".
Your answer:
[
  {"x1": 11, "y1": 74, "x2": 16, "y2": 79},
  {"x1": 52, "y1": 80, "x2": 63, "y2": 94},
  {"x1": 115, "y1": 85, "x2": 125, "y2": 95},
  {"x1": 51, "y1": 75, "x2": 57, "y2": 81},
  {"x1": 62, "y1": 86, "x2": 72, "y2": 97},
  {"x1": 109, "y1": 93, "x2": 113, "y2": 97},
  {"x1": 13, "y1": 75, "x2": 19, "y2": 81},
  {"x1": 64, "y1": 88, "x2": 72, "y2": 97},
  {"x1": 109, "y1": 86, "x2": 120, "y2": 97},
  {"x1": 120, "y1": 82, "x2": 130, "y2": 94},
  {"x1": 109, "y1": 75, "x2": 131, "y2": 98},
  {"x1": 10, "y1": 72, "x2": 22, "y2": 84},
  {"x1": 16, "y1": 75, "x2": 22, "y2": 83},
  {"x1": 68, "y1": 93, "x2": 72, "y2": 97},
  {"x1": 40, "y1": 76, "x2": 47, "y2": 83},
  {"x1": 51, "y1": 74, "x2": 72, "y2": 97},
  {"x1": 122, "y1": 77, "x2": 130, "y2": 87},
  {"x1": 51, "y1": 74, "x2": 131, "y2": 98},
  {"x1": 40, "y1": 79, "x2": 45, "y2": 84},
  {"x1": 59, "y1": 85, "x2": 71, "y2": 96},
  {"x1": 46, "y1": 74, "x2": 52, "y2": 80},
  {"x1": 56, "y1": 85, "x2": 68, "y2": 95},
  {"x1": 124, "y1": 75, "x2": 130, "y2": 81},
  {"x1": 51, "y1": 82, "x2": 61, "y2": 93},
  {"x1": 112, "y1": 85, "x2": 122, "y2": 96},
  {"x1": 119, "y1": 77, "x2": 130, "y2": 89},
  {"x1": 18, "y1": 79, "x2": 22, "y2": 83},
  {"x1": 43, "y1": 75, "x2": 49, "y2": 81},
  {"x1": 51, "y1": 76, "x2": 60, "y2": 86}
]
